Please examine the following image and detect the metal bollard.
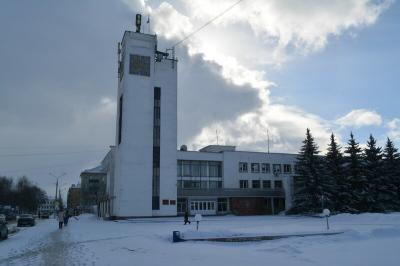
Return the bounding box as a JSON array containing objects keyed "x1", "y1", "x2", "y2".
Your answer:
[{"x1": 173, "y1": 231, "x2": 182, "y2": 243}]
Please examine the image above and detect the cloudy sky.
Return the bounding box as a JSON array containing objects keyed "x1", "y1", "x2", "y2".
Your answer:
[{"x1": 0, "y1": 0, "x2": 399, "y2": 198}]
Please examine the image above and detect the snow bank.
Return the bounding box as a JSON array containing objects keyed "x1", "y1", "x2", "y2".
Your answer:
[{"x1": 1, "y1": 213, "x2": 400, "y2": 266}]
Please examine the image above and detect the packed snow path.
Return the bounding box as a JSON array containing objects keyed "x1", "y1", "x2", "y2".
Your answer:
[{"x1": 1, "y1": 213, "x2": 400, "y2": 265}]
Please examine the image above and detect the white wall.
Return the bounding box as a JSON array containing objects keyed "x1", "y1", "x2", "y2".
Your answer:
[
  {"x1": 177, "y1": 150, "x2": 297, "y2": 211},
  {"x1": 152, "y1": 58, "x2": 177, "y2": 216},
  {"x1": 112, "y1": 32, "x2": 178, "y2": 217}
]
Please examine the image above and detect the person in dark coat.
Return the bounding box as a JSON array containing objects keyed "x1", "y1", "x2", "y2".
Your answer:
[
  {"x1": 184, "y1": 210, "x2": 191, "y2": 225},
  {"x1": 63, "y1": 211, "x2": 70, "y2": 226}
]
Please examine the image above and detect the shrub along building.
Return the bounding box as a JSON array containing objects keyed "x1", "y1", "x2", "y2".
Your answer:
[{"x1": 89, "y1": 14, "x2": 298, "y2": 218}]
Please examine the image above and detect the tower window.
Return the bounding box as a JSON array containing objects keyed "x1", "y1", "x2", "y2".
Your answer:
[
  {"x1": 129, "y1": 54, "x2": 150, "y2": 76},
  {"x1": 152, "y1": 87, "x2": 161, "y2": 210},
  {"x1": 118, "y1": 95, "x2": 123, "y2": 145}
]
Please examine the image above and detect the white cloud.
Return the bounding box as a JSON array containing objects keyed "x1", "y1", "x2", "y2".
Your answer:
[
  {"x1": 122, "y1": 0, "x2": 392, "y2": 152},
  {"x1": 191, "y1": 103, "x2": 331, "y2": 153},
  {"x1": 386, "y1": 118, "x2": 400, "y2": 141},
  {"x1": 181, "y1": 0, "x2": 392, "y2": 62},
  {"x1": 152, "y1": 2, "x2": 193, "y2": 40},
  {"x1": 336, "y1": 109, "x2": 382, "y2": 128}
]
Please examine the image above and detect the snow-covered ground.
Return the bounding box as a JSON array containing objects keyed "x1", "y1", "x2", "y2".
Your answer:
[{"x1": 1, "y1": 213, "x2": 400, "y2": 265}]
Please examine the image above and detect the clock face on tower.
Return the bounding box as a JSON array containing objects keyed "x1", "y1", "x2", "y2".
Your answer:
[{"x1": 129, "y1": 54, "x2": 150, "y2": 77}]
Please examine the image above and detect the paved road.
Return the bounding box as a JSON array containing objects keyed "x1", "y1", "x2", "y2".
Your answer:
[{"x1": 0, "y1": 219, "x2": 89, "y2": 266}]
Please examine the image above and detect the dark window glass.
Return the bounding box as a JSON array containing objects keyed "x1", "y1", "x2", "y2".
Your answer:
[
  {"x1": 177, "y1": 198, "x2": 187, "y2": 213},
  {"x1": 177, "y1": 180, "x2": 183, "y2": 189},
  {"x1": 118, "y1": 95, "x2": 123, "y2": 145},
  {"x1": 275, "y1": 180, "x2": 283, "y2": 189},
  {"x1": 263, "y1": 180, "x2": 271, "y2": 188},
  {"x1": 152, "y1": 87, "x2": 161, "y2": 210},
  {"x1": 129, "y1": 54, "x2": 150, "y2": 76},
  {"x1": 192, "y1": 162, "x2": 201, "y2": 177},
  {"x1": 239, "y1": 162, "x2": 248, "y2": 172},
  {"x1": 152, "y1": 196, "x2": 159, "y2": 209},
  {"x1": 218, "y1": 198, "x2": 228, "y2": 212},
  {"x1": 239, "y1": 180, "x2": 248, "y2": 189},
  {"x1": 119, "y1": 51, "x2": 124, "y2": 81},
  {"x1": 176, "y1": 160, "x2": 222, "y2": 177},
  {"x1": 261, "y1": 163, "x2": 270, "y2": 173},
  {"x1": 283, "y1": 164, "x2": 292, "y2": 173},
  {"x1": 162, "y1": 199, "x2": 169, "y2": 205},
  {"x1": 209, "y1": 161, "x2": 221, "y2": 177},
  {"x1": 273, "y1": 164, "x2": 282, "y2": 175},
  {"x1": 251, "y1": 163, "x2": 260, "y2": 173},
  {"x1": 252, "y1": 180, "x2": 261, "y2": 188},
  {"x1": 177, "y1": 160, "x2": 182, "y2": 177}
]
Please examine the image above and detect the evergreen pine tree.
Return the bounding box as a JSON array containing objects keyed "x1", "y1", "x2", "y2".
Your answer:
[
  {"x1": 363, "y1": 134, "x2": 384, "y2": 212},
  {"x1": 325, "y1": 133, "x2": 349, "y2": 212},
  {"x1": 344, "y1": 132, "x2": 366, "y2": 212},
  {"x1": 291, "y1": 128, "x2": 325, "y2": 214},
  {"x1": 382, "y1": 138, "x2": 400, "y2": 211}
]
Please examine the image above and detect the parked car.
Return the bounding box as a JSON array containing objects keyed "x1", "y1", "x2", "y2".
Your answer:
[
  {"x1": 5, "y1": 211, "x2": 17, "y2": 221},
  {"x1": 0, "y1": 214, "x2": 6, "y2": 223},
  {"x1": 17, "y1": 214, "x2": 35, "y2": 227},
  {"x1": 0, "y1": 220, "x2": 8, "y2": 240},
  {"x1": 40, "y1": 211, "x2": 50, "y2": 219}
]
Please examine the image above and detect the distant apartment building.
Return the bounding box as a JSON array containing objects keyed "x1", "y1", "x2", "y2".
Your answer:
[
  {"x1": 38, "y1": 198, "x2": 55, "y2": 214},
  {"x1": 80, "y1": 166, "x2": 106, "y2": 211},
  {"x1": 67, "y1": 184, "x2": 81, "y2": 210}
]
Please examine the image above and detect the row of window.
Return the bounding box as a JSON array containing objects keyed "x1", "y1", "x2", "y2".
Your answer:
[
  {"x1": 190, "y1": 201, "x2": 215, "y2": 211},
  {"x1": 239, "y1": 162, "x2": 292, "y2": 174},
  {"x1": 239, "y1": 179, "x2": 283, "y2": 189},
  {"x1": 177, "y1": 198, "x2": 229, "y2": 213},
  {"x1": 177, "y1": 180, "x2": 222, "y2": 189},
  {"x1": 162, "y1": 199, "x2": 176, "y2": 205},
  {"x1": 177, "y1": 160, "x2": 222, "y2": 177}
]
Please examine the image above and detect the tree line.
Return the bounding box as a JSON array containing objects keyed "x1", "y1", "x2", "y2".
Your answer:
[
  {"x1": 0, "y1": 176, "x2": 47, "y2": 213},
  {"x1": 290, "y1": 129, "x2": 400, "y2": 214}
]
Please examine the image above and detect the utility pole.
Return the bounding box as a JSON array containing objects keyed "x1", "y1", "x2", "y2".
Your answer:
[
  {"x1": 49, "y1": 172, "x2": 66, "y2": 212},
  {"x1": 55, "y1": 179, "x2": 58, "y2": 200}
]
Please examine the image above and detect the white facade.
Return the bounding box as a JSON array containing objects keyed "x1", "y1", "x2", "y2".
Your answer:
[
  {"x1": 177, "y1": 146, "x2": 297, "y2": 215},
  {"x1": 112, "y1": 30, "x2": 177, "y2": 217},
  {"x1": 222, "y1": 151, "x2": 296, "y2": 210},
  {"x1": 38, "y1": 198, "x2": 55, "y2": 213}
]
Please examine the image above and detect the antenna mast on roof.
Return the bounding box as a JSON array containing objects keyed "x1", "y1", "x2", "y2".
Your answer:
[
  {"x1": 267, "y1": 129, "x2": 270, "y2": 154},
  {"x1": 147, "y1": 14, "x2": 150, "y2": 34}
]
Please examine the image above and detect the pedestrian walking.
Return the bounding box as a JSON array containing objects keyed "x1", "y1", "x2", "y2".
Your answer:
[
  {"x1": 58, "y1": 210, "x2": 64, "y2": 229},
  {"x1": 63, "y1": 211, "x2": 70, "y2": 226},
  {"x1": 184, "y1": 210, "x2": 191, "y2": 225}
]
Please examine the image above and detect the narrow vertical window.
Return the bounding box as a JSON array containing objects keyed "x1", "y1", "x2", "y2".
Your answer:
[
  {"x1": 118, "y1": 95, "x2": 123, "y2": 145},
  {"x1": 152, "y1": 87, "x2": 161, "y2": 210}
]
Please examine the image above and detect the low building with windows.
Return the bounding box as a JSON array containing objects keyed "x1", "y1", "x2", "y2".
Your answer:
[
  {"x1": 80, "y1": 165, "x2": 107, "y2": 212},
  {"x1": 176, "y1": 145, "x2": 296, "y2": 216},
  {"x1": 38, "y1": 198, "x2": 55, "y2": 214}
]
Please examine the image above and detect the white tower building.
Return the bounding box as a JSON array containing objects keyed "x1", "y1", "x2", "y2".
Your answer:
[{"x1": 112, "y1": 15, "x2": 177, "y2": 217}]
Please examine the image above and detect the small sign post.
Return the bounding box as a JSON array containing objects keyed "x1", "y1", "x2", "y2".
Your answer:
[
  {"x1": 194, "y1": 214, "x2": 202, "y2": 231},
  {"x1": 323, "y1": 209, "x2": 330, "y2": 230}
]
